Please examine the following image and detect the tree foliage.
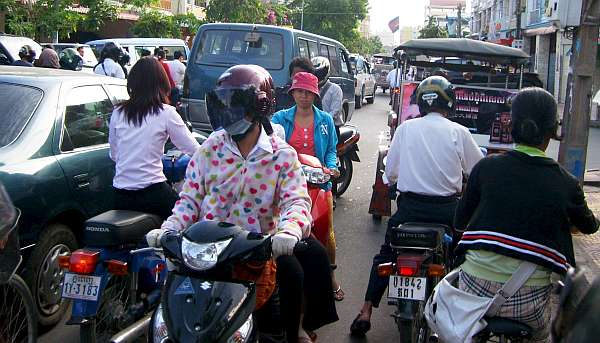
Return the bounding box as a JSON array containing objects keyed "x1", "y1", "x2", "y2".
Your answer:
[
  {"x1": 418, "y1": 16, "x2": 448, "y2": 39},
  {"x1": 348, "y1": 35, "x2": 384, "y2": 56},
  {"x1": 206, "y1": 0, "x2": 265, "y2": 24},
  {"x1": 132, "y1": 10, "x2": 204, "y2": 38}
]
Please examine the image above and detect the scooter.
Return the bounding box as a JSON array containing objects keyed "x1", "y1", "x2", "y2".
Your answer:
[
  {"x1": 335, "y1": 125, "x2": 360, "y2": 197},
  {"x1": 149, "y1": 221, "x2": 305, "y2": 343}
]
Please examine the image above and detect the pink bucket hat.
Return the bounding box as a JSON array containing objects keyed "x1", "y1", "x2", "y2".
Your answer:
[{"x1": 289, "y1": 72, "x2": 320, "y2": 98}]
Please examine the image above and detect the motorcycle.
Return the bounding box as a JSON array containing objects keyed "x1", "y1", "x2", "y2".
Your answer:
[
  {"x1": 377, "y1": 222, "x2": 450, "y2": 343},
  {"x1": 149, "y1": 221, "x2": 306, "y2": 343},
  {"x1": 335, "y1": 124, "x2": 360, "y2": 197}
]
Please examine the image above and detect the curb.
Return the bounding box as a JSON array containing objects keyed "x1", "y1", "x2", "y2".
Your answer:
[{"x1": 584, "y1": 170, "x2": 600, "y2": 187}]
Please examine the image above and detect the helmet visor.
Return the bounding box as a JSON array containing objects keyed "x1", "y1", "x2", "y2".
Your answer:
[{"x1": 206, "y1": 88, "x2": 256, "y2": 135}]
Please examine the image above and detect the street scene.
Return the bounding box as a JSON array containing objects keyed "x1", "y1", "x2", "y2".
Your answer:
[{"x1": 1, "y1": 0, "x2": 600, "y2": 342}]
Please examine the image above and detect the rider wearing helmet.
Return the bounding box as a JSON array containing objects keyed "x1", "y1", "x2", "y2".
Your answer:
[
  {"x1": 350, "y1": 76, "x2": 484, "y2": 337},
  {"x1": 312, "y1": 56, "x2": 344, "y2": 138},
  {"x1": 152, "y1": 65, "x2": 337, "y2": 343},
  {"x1": 12, "y1": 45, "x2": 36, "y2": 67}
]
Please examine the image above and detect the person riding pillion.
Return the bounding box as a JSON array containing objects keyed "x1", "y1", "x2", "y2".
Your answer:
[
  {"x1": 312, "y1": 56, "x2": 344, "y2": 138},
  {"x1": 350, "y1": 76, "x2": 484, "y2": 337}
]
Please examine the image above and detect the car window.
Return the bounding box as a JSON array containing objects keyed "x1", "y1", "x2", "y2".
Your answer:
[
  {"x1": 319, "y1": 44, "x2": 329, "y2": 59},
  {"x1": 105, "y1": 84, "x2": 129, "y2": 104},
  {"x1": 327, "y1": 45, "x2": 340, "y2": 75},
  {"x1": 161, "y1": 45, "x2": 187, "y2": 60},
  {"x1": 196, "y1": 30, "x2": 284, "y2": 70},
  {"x1": 298, "y1": 38, "x2": 309, "y2": 58},
  {"x1": 0, "y1": 83, "x2": 43, "y2": 148},
  {"x1": 62, "y1": 86, "x2": 113, "y2": 151},
  {"x1": 307, "y1": 41, "x2": 318, "y2": 59},
  {"x1": 0, "y1": 50, "x2": 10, "y2": 65},
  {"x1": 340, "y1": 49, "x2": 349, "y2": 74}
]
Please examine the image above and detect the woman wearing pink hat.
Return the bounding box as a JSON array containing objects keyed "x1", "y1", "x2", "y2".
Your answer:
[{"x1": 271, "y1": 71, "x2": 343, "y2": 339}]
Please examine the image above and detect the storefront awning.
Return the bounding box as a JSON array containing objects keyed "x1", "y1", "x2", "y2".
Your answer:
[{"x1": 523, "y1": 25, "x2": 557, "y2": 36}]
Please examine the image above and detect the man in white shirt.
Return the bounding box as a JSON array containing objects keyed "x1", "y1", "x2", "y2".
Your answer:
[
  {"x1": 350, "y1": 76, "x2": 484, "y2": 337},
  {"x1": 386, "y1": 61, "x2": 400, "y2": 105},
  {"x1": 167, "y1": 51, "x2": 186, "y2": 88}
]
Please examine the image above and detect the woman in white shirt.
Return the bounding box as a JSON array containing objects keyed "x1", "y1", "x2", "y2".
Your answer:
[
  {"x1": 109, "y1": 57, "x2": 200, "y2": 219},
  {"x1": 94, "y1": 43, "x2": 126, "y2": 79}
]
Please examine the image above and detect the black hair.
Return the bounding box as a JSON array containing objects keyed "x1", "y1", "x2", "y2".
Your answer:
[
  {"x1": 140, "y1": 49, "x2": 151, "y2": 57},
  {"x1": 511, "y1": 87, "x2": 558, "y2": 146},
  {"x1": 288, "y1": 56, "x2": 314, "y2": 77},
  {"x1": 156, "y1": 49, "x2": 166, "y2": 60},
  {"x1": 174, "y1": 51, "x2": 183, "y2": 59},
  {"x1": 154, "y1": 47, "x2": 162, "y2": 56}
]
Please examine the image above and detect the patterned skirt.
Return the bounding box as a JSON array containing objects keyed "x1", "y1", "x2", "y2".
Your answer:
[{"x1": 458, "y1": 270, "x2": 552, "y2": 343}]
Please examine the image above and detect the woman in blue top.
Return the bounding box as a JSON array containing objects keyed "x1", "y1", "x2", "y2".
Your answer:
[{"x1": 271, "y1": 71, "x2": 344, "y2": 304}]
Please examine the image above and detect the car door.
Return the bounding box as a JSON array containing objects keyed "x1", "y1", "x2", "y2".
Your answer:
[
  {"x1": 54, "y1": 84, "x2": 116, "y2": 217},
  {"x1": 364, "y1": 61, "x2": 376, "y2": 95}
]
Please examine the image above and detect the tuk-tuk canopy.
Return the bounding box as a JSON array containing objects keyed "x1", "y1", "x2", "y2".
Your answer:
[{"x1": 395, "y1": 38, "x2": 530, "y2": 65}]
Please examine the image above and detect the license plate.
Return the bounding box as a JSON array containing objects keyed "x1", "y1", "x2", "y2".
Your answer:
[
  {"x1": 61, "y1": 273, "x2": 101, "y2": 301},
  {"x1": 388, "y1": 276, "x2": 427, "y2": 300}
]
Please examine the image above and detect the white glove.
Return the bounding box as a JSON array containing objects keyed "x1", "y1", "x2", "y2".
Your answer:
[
  {"x1": 272, "y1": 233, "x2": 299, "y2": 258},
  {"x1": 146, "y1": 229, "x2": 166, "y2": 248}
]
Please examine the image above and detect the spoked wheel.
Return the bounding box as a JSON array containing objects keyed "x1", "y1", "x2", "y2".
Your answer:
[
  {"x1": 80, "y1": 275, "x2": 132, "y2": 343},
  {"x1": 0, "y1": 274, "x2": 37, "y2": 343},
  {"x1": 335, "y1": 155, "x2": 353, "y2": 197}
]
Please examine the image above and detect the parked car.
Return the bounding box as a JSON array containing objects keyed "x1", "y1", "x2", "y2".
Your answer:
[
  {"x1": 349, "y1": 54, "x2": 376, "y2": 108},
  {"x1": 0, "y1": 34, "x2": 43, "y2": 65},
  {"x1": 181, "y1": 23, "x2": 356, "y2": 131},
  {"x1": 86, "y1": 38, "x2": 190, "y2": 72},
  {"x1": 372, "y1": 53, "x2": 395, "y2": 92},
  {"x1": 42, "y1": 43, "x2": 98, "y2": 73},
  {"x1": 0, "y1": 66, "x2": 129, "y2": 326}
]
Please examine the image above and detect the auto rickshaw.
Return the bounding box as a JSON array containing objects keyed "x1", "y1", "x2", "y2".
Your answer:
[{"x1": 369, "y1": 38, "x2": 533, "y2": 219}]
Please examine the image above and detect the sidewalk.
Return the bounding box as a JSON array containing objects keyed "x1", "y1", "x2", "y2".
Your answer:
[{"x1": 573, "y1": 172, "x2": 600, "y2": 284}]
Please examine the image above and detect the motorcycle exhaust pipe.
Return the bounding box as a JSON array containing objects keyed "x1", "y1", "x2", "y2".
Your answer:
[{"x1": 109, "y1": 314, "x2": 151, "y2": 343}]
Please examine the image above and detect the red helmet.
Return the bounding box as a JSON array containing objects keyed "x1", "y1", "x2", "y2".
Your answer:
[{"x1": 206, "y1": 65, "x2": 275, "y2": 135}]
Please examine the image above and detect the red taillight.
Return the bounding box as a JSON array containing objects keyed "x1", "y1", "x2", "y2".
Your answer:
[
  {"x1": 69, "y1": 249, "x2": 100, "y2": 274},
  {"x1": 397, "y1": 255, "x2": 425, "y2": 277},
  {"x1": 58, "y1": 254, "x2": 71, "y2": 269},
  {"x1": 106, "y1": 259, "x2": 128, "y2": 276}
]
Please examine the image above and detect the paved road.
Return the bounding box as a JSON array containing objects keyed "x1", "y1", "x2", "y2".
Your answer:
[{"x1": 40, "y1": 91, "x2": 600, "y2": 342}]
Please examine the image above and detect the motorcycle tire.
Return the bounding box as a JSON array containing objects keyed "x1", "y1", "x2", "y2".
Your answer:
[
  {"x1": 0, "y1": 274, "x2": 37, "y2": 343},
  {"x1": 336, "y1": 155, "x2": 353, "y2": 197},
  {"x1": 80, "y1": 274, "x2": 132, "y2": 343}
]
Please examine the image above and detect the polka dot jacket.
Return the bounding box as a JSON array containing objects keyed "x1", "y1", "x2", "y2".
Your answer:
[{"x1": 161, "y1": 127, "x2": 313, "y2": 240}]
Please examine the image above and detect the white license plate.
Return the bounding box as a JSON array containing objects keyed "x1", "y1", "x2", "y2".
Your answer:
[
  {"x1": 61, "y1": 273, "x2": 101, "y2": 301},
  {"x1": 388, "y1": 276, "x2": 427, "y2": 300}
]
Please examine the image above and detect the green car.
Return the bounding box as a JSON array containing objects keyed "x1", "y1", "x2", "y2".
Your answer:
[{"x1": 0, "y1": 66, "x2": 128, "y2": 327}]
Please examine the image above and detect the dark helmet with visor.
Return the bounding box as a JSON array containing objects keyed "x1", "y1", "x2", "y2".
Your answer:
[
  {"x1": 311, "y1": 56, "x2": 331, "y2": 87},
  {"x1": 416, "y1": 76, "x2": 456, "y2": 115},
  {"x1": 206, "y1": 65, "x2": 275, "y2": 136}
]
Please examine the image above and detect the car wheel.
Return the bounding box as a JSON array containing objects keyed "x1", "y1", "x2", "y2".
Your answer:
[
  {"x1": 355, "y1": 87, "x2": 364, "y2": 109},
  {"x1": 23, "y1": 223, "x2": 77, "y2": 327},
  {"x1": 366, "y1": 86, "x2": 376, "y2": 104}
]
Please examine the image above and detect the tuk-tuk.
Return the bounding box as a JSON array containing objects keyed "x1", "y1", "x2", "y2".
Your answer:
[
  {"x1": 369, "y1": 38, "x2": 532, "y2": 219},
  {"x1": 372, "y1": 53, "x2": 396, "y2": 93}
]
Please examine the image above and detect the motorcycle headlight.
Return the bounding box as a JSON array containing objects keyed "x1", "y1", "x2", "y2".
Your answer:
[
  {"x1": 301, "y1": 165, "x2": 330, "y2": 185},
  {"x1": 151, "y1": 305, "x2": 169, "y2": 343},
  {"x1": 181, "y1": 237, "x2": 232, "y2": 271},
  {"x1": 228, "y1": 314, "x2": 253, "y2": 343}
]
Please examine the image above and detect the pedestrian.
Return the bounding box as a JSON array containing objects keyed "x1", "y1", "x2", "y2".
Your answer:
[
  {"x1": 12, "y1": 45, "x2": 36, "y2": 67},
  {"x1": 167, "y1": 50, "x2": 186, "y2": 104},
  {"x1": 76, "y1": 46, "x2": 85, "y2": 58},
  {"x1": 386, "y1": 60, "x2": 400, "y2": 105},
  {"x1": 453, "y1": 87, "x2": 599, "y2": 342},
  {"x1": 94, "y1": 42, "x2": 125, "y2": 79},
  {"x1": 109, "y1": 57, "x2": 199, "y2": 219},
  {"x1": 34, "y1": 46, "x2": 59, "y2": 69},
  {"x1": 154, "y1": 49, "x2": 176, "y2": 102}
]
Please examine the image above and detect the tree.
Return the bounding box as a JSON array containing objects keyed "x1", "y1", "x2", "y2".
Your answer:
[
  {"x1": 418, "y1": 16, "x2": 448, "y2": 39},
  {"x1": 131, "y1": 10, "x2": 204, "y2": 38},
  {"x1": 206, "y1": 0, "x2": 266, "y2": 24},
  {"x1": 79, "y1": 0, "x2": 119, "y2": 32}
]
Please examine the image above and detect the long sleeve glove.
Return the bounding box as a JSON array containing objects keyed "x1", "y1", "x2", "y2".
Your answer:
[{"x1": 272, "y1": 232, "x2": 299, "y2": 258}]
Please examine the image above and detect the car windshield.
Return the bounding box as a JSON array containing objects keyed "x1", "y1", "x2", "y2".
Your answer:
[
  {"x1": 196, "y1": 30, "x2": 284, "y2": 70},
  {"x1": 0, "y1": 83, "x2": 43, "y2": 148}
]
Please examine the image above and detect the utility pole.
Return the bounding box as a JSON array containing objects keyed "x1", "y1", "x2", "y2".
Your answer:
[
  {"x1": 301, "y1": 0, "x2": 304, "y2": 31},
  {"x1": 457, "y1": 4, "x2": 462, "y2": 37},
  {"x1": 515, "y1": 0, "x2": 522, "y2": 39},
  {"x1": 557, "y1": 0, "x2": 600, "y2": 182}
]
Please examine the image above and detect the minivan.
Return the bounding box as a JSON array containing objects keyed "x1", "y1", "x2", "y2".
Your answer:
[
  {"x1": 181, "y1": 23, "x2": 355, "y2": 131},
  {"x1": 85, "y1": 38, "x2": 190, "y2": 70}
]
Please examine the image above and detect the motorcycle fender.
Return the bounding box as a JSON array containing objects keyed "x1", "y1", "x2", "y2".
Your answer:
[
  {"x1": 368, "y1": 147, "x2": 392, "y2": 217},
  {"x1": 311, "y1": 189, "x2": 332, "y2": 247},
  {"x1": 396, "y1": 300, "x2": 419, "y2": 321},
  {"x1": 137, "y1": 254, "x2": 168, "y2": 291},
  {"x1": 348, "y1": 150, "x2": 360, "y2": 162}
]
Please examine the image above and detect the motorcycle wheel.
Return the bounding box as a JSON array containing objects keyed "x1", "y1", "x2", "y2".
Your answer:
[
  {"x1": 336, "y1": 155, "x2": 353, "y2": 197},
  {"x1": 80, "y1": 274, "x2": 132, "y2": 343},
  {"x1": 0, "y1": 274, "x2": 37, "y2": 343}
]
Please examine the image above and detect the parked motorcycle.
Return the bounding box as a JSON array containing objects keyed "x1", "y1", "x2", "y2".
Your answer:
[
  {"x1": 335, "y1": 124, "x2": 360, "y2": 197},
  {"x1": 149, "y1": 221, "x2": 305, "y2": 343},
  {"x1": 377, "y1": 222, "x2": 449, "y2": 343},
  {"x1": 0, "y1": 185, "x2": 37, "y2": 343}
]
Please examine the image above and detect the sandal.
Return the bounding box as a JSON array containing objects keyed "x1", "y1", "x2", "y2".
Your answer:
[
  {"x1": 350, "y1": 313, "x2": 371, "y2": 337},
  {"x1": 333, "y1": 285, "x2": 345, "y2": 301},
  {"x1": 307, "y1": 330, "x2": 318, "y2": 341}
]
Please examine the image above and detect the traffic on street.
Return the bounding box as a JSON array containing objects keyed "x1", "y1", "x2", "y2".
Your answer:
[{"x1": 2, "y1": 0, "x2": 600, "y2": 343}]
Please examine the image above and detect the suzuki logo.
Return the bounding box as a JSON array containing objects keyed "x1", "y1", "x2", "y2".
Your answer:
[{"x1": 200, "y1": 281, "x2": 212, "y2": 290}]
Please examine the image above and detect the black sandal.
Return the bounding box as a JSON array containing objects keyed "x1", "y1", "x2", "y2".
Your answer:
[{"x1": 350, "y1": 313, "x2": 371, "y2": 337}]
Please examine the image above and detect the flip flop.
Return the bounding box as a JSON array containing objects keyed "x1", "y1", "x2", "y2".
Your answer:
[
  {"x1": 350, "y1": 313, "x2": 371, "y2": 337},
  {"x1": 333, "y1": 285, "x2": 345, "y2": 301}
]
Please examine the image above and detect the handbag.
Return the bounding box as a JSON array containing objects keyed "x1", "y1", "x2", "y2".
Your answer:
[{"x1": 424, "y1": 261, "x2": 537, "y2": 343}]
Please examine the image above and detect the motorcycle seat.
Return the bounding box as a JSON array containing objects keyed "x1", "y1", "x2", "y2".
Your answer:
[
  {"x1": 83, "y1": 210, "x2": 162, "y2": 246},
  {"x1": 389, "y1": 222, "x2": 448, "y2": 249},
  {"x1": 339, "y1": 126, "x2": 356, "y2": 143},
  {"x1": 480, "y1": 317, "x2": 533, "y2": 339}
]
